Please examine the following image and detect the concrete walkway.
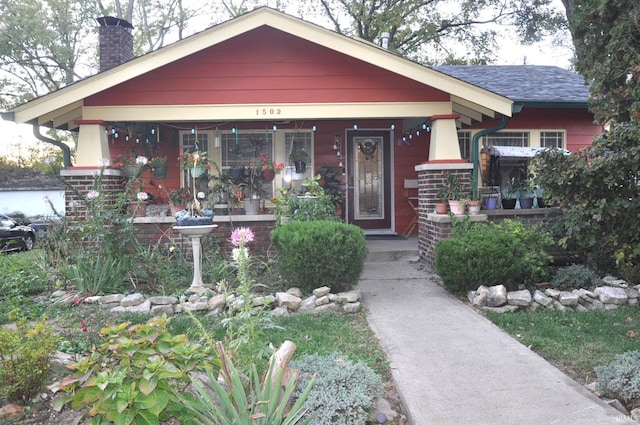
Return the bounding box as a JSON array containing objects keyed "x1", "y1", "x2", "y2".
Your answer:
[{"x1": 359, "y1": 237, "x2": 636, "y2": 425}]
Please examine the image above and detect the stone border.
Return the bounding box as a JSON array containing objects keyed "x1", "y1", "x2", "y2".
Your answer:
[
  {"x1": 468, "y1": 276, "x2": 638, "y2": 313},
  {"x1": 50, "y1": 286, "x2": 362, "y2": 316}
]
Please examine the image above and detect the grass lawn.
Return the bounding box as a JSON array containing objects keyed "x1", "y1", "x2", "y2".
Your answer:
[{"x1": 485, "y1": 307, "x2": 640, "y2": 384}]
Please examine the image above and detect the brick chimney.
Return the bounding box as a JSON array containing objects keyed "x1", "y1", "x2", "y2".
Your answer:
[{"x1": 96, "y1": 16, "x2": 134, "y2": 72}]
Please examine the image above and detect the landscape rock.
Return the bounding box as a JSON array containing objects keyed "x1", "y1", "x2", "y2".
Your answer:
[
  {"x1": 99, "y1": 294, "x2": 124, "y2": 305},
  {"x1": 558, "y1": 291, "x2": 579, "y2": 306},
  {"x1": 314, "y1": 303, "x2": 340, "y2": 313},
  {"x1": 343, "y1": 302, "x2": 361, "y2": 313},
  {"x1": 121, "y1": 293, "x2": 145, "y2": 307},
  {"x1": 276, "y1": 292, "x2": 302, "y2": 310},
  {"x1": 605, "y1": 398, "x2": 629, "y2": 416},
  {"x1": 482, "y1": 305, "x2": 519, "y2": 314},
  {"x1": 315, "y1": 295, "x2": 330, "y2": 306},
  {"x1": 151, "y1": 305, "x2": 174, "y2": 316},
  {"x1": 534, "y1": 290, "x2": 553, "y2": 307},
  {"x1": 336, "y1": 290, "x2": 361, "y2": 303},
  {"x1": 544, "y1": 288, "x2": 561, "y2": 299},
  {"x1": 313, "y1": 286, "x2": 331, "y2": 297},
  {"x1": 271, "y1": 306, "x2": 290, "y2": 317},
  {"x1": 602, "y1": 276, "x2": 628, "y2": 288},
  {"x1": 507, "y1": 289, "x2": 531, "y2": 306},
  {"x1": 595, "y1": 286, "x2": 628, "y2": 305},
  {"x1": 486, "y1": 285, "x2": 507, "y2": 307},
  {"x1": 286, "y1": 287, "x2": 303, "y2": 298},
  {"x1": 148, "y1": 296, "x2": 178, "y2": 305},
  {"x1": 298, "y1": 296, "x2": 317, "y2": 312}
]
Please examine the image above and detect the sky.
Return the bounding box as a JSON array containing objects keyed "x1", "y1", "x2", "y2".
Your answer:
[{"x1": 1, "y1": 0, "x2": 573, "y2": 159}]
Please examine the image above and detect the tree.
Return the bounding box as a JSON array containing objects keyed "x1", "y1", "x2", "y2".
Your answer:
[{"x1": 561, "y1": 0, "x2": 640, "y2": 124}]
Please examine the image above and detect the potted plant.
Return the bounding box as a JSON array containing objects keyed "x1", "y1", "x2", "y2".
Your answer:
[
  {"x1": 467, "y1": 174, "x2": 482, "y2": 215},
  {"x1": 178, "y1": 150, "x2": 210, "y2": 178},
  {"x1": 255, "y1": 154, "x2": 285, "y2": 181},
  {"x1": 168, "y1": 187, "x2": 191, "y2": 215},
  {"x1": 442, "y1": 173, "x2": 466, "y2": 215},
  {"x1": 207, "y1": 163, "x2": 241, "y2": 215},
  {"x1": 289, "y1": 149, "x2": 310, "y2": 173},
  {"x1": 517, "y1": 177, "x2": 535, "y2": 209},
  {"x1": 130, "y1": 191, "x2": 149, "y2": 217},
  {"x1": 148, "y1": 156, "x2": 168, "y2": 179},
  {"x1": 435, "y1": 187, "x2": 449, "y2": 214},
  {"x1": 501, "y1": 177, "x2": 518, "y2": 209},
  {"x1": 112, "y1": 153, "x2": 144, "y2": 177}
]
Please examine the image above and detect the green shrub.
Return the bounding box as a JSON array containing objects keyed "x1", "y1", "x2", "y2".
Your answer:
[
  {"x1": 271, "y1": 221, "x2": 367, "y2": 294},
  {"x1": 289, "y1": 194, "x2": 341, "y2": 222},
  {"x1": 55, "y1": 316, "x2": 220, "y2": 424},
  {"x1": 0, "y1": 314, "x2": 59, "y2": 403},
  {"x1": 181, "y1": 342, "x2": 316, "y2": 425},
  {"x1": 436, "y1": 225, "x2": 525, "y2": 293},
  {"x1": 436, "y1": 221, "x2": 553, "y2": 293},
  {"x1": 291, "y1": 352, "x2": 383, "y2": 425},
  {"x1": 0, "y1": 251, "x2": 49, "y2": 322},
  {"x1": 596, "y1": 351, "x2": 640, "y2": 404},
  {"x1": 60, "y1": 254, "x2": 127, "y2": 295},
  {"x1": 551, "y1": 264, "x2": 600, "y2": 290}
]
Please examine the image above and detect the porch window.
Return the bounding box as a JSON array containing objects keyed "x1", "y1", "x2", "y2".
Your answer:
[
  {"x1": 458, "y1": 131, "x2": 471, "y2": 160},
  {"x1": 483, "y1": 132, "x2": 530, "y2": 147},
  {"x1": 540, "y1": 131, "x2": 564, "y2": 149},
  {"x1": 221, "y1": 130, "x2": 275, "y2": 198}
]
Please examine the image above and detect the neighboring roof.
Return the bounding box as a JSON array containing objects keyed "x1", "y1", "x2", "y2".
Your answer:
[
  {"x1": 0, "y1": 169, "x2": 64, "y2": 190},
  {"x1": 7, "y1": 7, "x2": 513, "y2": 130},
  {"x1": 482, "y1": 145, "x2": 571, "y2": 158},
  {"x1": 432, "y1": 65, "x2": 590, "y2": 106}
]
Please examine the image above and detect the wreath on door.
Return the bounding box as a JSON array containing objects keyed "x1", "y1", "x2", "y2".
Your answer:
[{"x1": 358, "y1": 139, "x2": 378, "y2": 160}]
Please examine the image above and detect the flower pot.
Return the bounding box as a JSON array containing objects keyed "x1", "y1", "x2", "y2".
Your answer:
[
  {"x1": 519, "y1": 197, "x2": 534, "y2": 209},
  {"x1": 435, "y1": 202, "x2": 448, "y2": 215},
  {"x1": 260, "y1": 169, "x2": 276, "y2": 181},
  {"x1": 130, "y1": 201, "x2": 147, "y2": 217},
  {"x1": 448, "y1": 200, "x2": 466, "y2": 215},
  {"x1": 502, "y1": 198, "x2": 517, "y2": 209},
  {"x1": 244, "y1": 198, "x2": 261, "y2": 215},
  {"x1": 190, "y1": 166, "x2": 207, "y2": 178},
  {"x1": 123, "y1": 165, "x2": 138, "y2": 177},
  {"x1": 177, "y1": 216, "x2": 213, "y2": 226},
  {"x1": 152, "y1": 164, "x2": 167, "y2": 179},
  {"x1": 213, "y1": 204, "x2": 229, "y2": 215},
  {"x1": 485, "y1": 197, "x2": 498, "y2": 210},
  {"x1": 229, "y1": 167, "x2": 244, "y2": 184},
  {"x1": 467, "y1": 200, "x2": 481, "y2": 215},
  {"x1": 535, "y1": 197, "x2": 546, "y2": 208},
  {"x1": 294, "y1": 160, "x2": 306, "y2": 173}
]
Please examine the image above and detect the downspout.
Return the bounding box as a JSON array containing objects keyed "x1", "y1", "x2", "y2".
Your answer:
[
  {"x1": 32, "y1": 124, "x2": 73, "y2": 168},
  {"x1": 1, "y1": 112, "x2": 72, "y2": 168},
  {"x1": 470, "y1": 103, "x2": 523, "y2": 198}
]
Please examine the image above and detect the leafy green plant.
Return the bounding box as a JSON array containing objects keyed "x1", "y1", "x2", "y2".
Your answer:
[
  {"x1": 60, "y1": 254, "x2": 127, "y2": 295},
  {"x1": 181, "y1": 341, "x2": 316, "y2": 425},
  {"x1": 0, "y1": 251, "x2": 49, "y2": 322},
  {"x1": 596, "y1": 351, "x2": 640, "y2": 405},
  {"x1": 271, "y1": 221, "x2": 367, "y2": 294},
  {"x1": 533, "y1": 122, "x2": 640, "y2": 270},
  {"x1": 550, "y1": 264, "x2": 600, "y2": 290},
  {"x1": 291, "y1": 352, "x2": 383, "y2": 425},
  {"x1": 0, "y1": 312, "x2": 59, "y2": 403},
  {"x1": 55, "y1": 316, "x2": 220, "y2": 424}
]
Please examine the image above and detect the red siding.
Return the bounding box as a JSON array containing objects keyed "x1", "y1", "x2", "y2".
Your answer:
[
  {"x1": 86, "y1": 26, "x2": 449, "y2": 106},
  {"x1": 470, "y1": 108, "x2": 603, "y2": 152}
]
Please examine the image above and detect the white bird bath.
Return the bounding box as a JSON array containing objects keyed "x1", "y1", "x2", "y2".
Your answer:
[{"x1": 173, "y1": 224, "x2": 217, "y2": 293}]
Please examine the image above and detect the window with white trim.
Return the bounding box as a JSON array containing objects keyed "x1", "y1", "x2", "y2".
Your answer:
[
  {"x1": 458, "y1": 131, "x2": 471, "y2": 160},
  {"x1": 221, "y1": 130, "x2": 275, "y2": 198},
  {"x1": 540, "y1": 131, "x2": 564, "y2": 149},
  {"x1": 483, "y1": 131, "x2": 530, "y2": 147}
]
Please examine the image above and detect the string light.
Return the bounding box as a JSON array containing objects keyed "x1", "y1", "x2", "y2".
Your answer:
[
  {"x1": 312, "y1": 123, "x2": 317, "y2": 132},
  {"x1": 390, "y1": 123, "x2": 395, "y2": 131},
  {"x1": 353, "y1": 122, "x2": 358, "y2": 131}
]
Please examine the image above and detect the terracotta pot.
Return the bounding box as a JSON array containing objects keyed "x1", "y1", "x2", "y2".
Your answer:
[
  {"x1": 435, "y1": 202, "x2": 448, "y2": 214},
  {"x1": 468, "y1": 200, "x2": 481, "y2": 215},
  {"x1": 448, "y1": 200, "x2": 466, "y2": 215},
  {"x1": 130, "y1": 201, "x2": 147, "y2": 217}
]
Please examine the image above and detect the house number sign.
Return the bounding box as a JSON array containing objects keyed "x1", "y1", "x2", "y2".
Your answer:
[{"x1": 255, "y1": 107, "x2": 282, "y2": 116}]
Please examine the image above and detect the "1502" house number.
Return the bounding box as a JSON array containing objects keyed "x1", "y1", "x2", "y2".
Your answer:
[{"x1": 256, "y1": 107, "x2": 282, "y2": 116}]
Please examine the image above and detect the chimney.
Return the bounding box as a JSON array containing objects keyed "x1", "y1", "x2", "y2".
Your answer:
[
  {"x1": 97, "y1": 16, "x2": 134, "y2": 72},
  {"x1": 381, "y1": 32, "x2": 390, "y2": 50}
]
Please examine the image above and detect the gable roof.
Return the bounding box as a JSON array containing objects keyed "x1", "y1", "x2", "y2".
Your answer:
[
  {"x1": 432, "y1": 65, "x2": 590, "y2": 107},
  {"x1": 6, "y1": 7, "x2": 513, "y2": 130}
]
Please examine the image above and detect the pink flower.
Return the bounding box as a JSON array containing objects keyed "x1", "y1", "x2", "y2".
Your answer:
[
  {"x1": 80, "y1": 320, "x2": 85, "y2": 326},
  {"x1": 73, "y1": 297, "x2": 80, "y2": 304},
  {"x1": 82, "y1": 327, "x2": 87, "y2": 332},
  {"x1": 230, "y1": 227, "x2": 255, "y2": 246}
]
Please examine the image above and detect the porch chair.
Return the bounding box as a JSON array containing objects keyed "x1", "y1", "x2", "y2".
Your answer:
[{"x1": 403, "y1": 179, "x2": 419, "y2": 236}]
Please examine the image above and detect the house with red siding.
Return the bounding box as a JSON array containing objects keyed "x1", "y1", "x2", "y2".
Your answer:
[{"x1": 2, "y1": 7, "x2": 602, "y2": 246}]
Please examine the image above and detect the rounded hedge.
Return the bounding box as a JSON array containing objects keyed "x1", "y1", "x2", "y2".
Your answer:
[{"x1": 271, "y1": 221, "x2": 367, "y2": 294}]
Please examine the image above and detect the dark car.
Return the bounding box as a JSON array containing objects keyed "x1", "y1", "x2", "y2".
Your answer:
[{"x1": 0, "y1": 214, "x2": 36, "y2": 252}]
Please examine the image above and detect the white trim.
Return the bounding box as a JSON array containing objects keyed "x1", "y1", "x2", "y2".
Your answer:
[
  {"x1": 415, "y1": 163, "x2": 473, "y2": 172},
  {"x1": 11, "y1": 8, "x2": 512, "y2": 125}
]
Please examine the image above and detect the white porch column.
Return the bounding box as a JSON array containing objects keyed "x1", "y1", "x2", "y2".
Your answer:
[
  {"x1": 428, "y1": 114, "x2": 462, "y2": 161},
  {"x1": 74, "y1": 120, "x2": 110, "y2": 167}
]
